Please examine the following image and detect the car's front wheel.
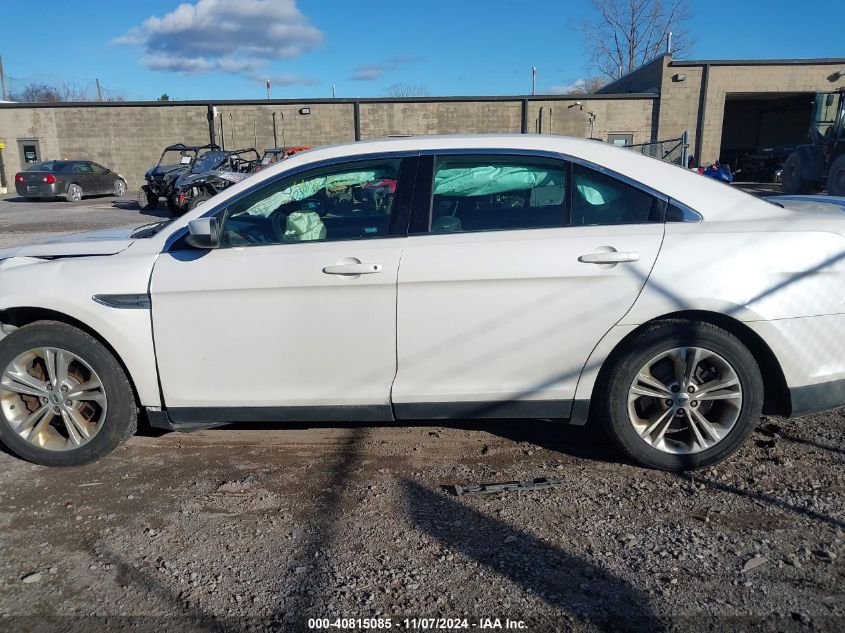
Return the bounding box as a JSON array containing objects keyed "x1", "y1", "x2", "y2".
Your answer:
[
  {"x1": 595, "y1": 320, "x2": 762, "y2": 471},
  {"x1": 0, "y1": 322, "x2": 137, "y2": 466}
]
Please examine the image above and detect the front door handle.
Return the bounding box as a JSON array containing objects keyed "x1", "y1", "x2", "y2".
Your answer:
[
  {"x1": 578, "y1": 251, "x2": 640, "y2": 264},
  {"x1": 322, "y1": 262, "x2": 383, "y2": 275}
]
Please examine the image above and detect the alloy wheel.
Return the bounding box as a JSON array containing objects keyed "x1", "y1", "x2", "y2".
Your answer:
[
  {"x1": 0, "y1": 347, "x2": 108, "y2": 451},
  {"x1": 68, "y1": 184, "x2": 82, "y2": 202},
  {"x1": 627, "y1": 346, "x2": 742, "y2": 455}
]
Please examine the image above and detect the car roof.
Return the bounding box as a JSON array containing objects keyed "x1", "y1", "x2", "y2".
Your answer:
[{"x1": 259, "y1": 134, "x2": 783, "y2": 223}]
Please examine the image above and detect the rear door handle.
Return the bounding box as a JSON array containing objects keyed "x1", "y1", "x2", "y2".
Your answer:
[
  {"x1": 578, "y1": 251, "x2": 640, "y2": 264},
  {"x1": 322, "y1": 263, "x2": 383, "y2": 275}
]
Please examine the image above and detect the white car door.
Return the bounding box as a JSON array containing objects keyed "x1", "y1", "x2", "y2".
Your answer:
[
  {"x1": 392, "y1": 153, "x2": 666, "y2": 419},
  {"x1": 150, "y1": 155, "x2": 417, "y2": 423}
]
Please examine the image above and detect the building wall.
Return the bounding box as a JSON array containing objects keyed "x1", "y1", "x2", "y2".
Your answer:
[
  {"x1": 601, "y1": 56, "x2": 845, "y2": 164},
  {"x1": 526, "y1": 98, "x2": 657, "y2": 143},
  {"x1": 0, "y1": 104, "x2": 210, "y2": 191},
  {"x1": 358, "y1": 101, "x2": 523, "y2": 138},
  {"x1": 693, "y1": 64, "x2": 845, "y2": 161},
  {"x1": 212, "y1": 103, "x2": 355, "y2": 152},
  {"x1": 0, "y1": 96, "x2": 657, "y2": 190},
  {"x1": 597, "y1": 55, "x2": 667, "y2": 95}
]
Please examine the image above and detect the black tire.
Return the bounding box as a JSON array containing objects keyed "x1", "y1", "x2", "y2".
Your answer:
[
  {"x1": 0, "y1": 321, "x2": 138, "y2": 467},
  {"x1": 594, "y1": 320, "x2": 763, "y2": 471},
  {"x1": 138, "y1": 185, "x2": 158, "y2": 211},
  {"x1": 781, "y1": 152, "x2": 814, "y2": 194},
  {"x1": 165, "y1": 194, "x2": 182, "y2": 215},
  {"x1": 188, "y1": 191, "x2": 211, "y2": 210},
  {"x1": 827, "y1": 155, "x2": 845, "y2": 197}
]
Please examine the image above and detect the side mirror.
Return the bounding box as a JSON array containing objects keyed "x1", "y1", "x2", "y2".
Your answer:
[
  {"x1": 185, "y1": 216, "x2": 220, "y2": 249},
  {"x1": 826, "y1": 94, "x2": 835, "y2": 107}
]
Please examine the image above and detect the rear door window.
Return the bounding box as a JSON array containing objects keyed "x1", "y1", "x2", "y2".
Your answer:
[
  {"x1": 427, "y1": 156, "x2": 567, "y2": 233},
  {"x1": 570, "y1": 163, "x2": 663, "y2": 226}
]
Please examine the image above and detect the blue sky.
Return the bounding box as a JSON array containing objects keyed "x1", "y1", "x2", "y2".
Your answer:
[{"x1": 0, "y1": 0, "x2": 838, "y2": 101}]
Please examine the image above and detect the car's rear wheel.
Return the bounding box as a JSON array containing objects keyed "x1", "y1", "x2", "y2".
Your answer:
[
  {"x1": 66, "y1": 183, "x2": 83, "y2": 203},
  {"x1": 138, "y1": 185, "x2": 157, "y2": 210},
  {"x1": 0, "y1": 322, "x2": 137, "y2": 466},
  {"x1": 827, "y1": 155, "x2": 845, "y2": 197},
  {"x1": 595, "y1": 320, "x2": 762, "y2": 471},
  {"x1": 114, "y1": 179, "x2": 127, "y2": 197}
]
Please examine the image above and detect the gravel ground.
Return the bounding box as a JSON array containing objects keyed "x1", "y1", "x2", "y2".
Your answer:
[{"x1": 0, "y1": 192, "x2": 843, "y2": 633}]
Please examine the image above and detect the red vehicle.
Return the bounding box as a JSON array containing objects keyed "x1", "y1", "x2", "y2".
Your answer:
[{"x1": 256, "y1": 146, "x2": 311, "y2": 171}]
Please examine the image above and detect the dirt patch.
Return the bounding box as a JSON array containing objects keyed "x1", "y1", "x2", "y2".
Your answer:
[{"x1": 0, "y1": 414, "x2": 843, "y2": 632}]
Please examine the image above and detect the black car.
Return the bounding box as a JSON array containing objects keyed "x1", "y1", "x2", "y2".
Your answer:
[
  {"x1": 171, "y1": 148, "x2": 260, "y2": 213},
  {"x1": 14, "y1": 160, "x2": 127, "y2": 202},
  {"x1": 138, "y1": 143, "x2": 220, "y2": 212}
]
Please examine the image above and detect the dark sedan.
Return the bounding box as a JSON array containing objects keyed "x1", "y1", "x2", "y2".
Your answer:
[{"x1": 14, "y1": 160, "x2": 127, "y2": 202}]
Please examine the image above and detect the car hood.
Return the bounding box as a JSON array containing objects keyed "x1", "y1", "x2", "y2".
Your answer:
[
  {"x1": 147, "y1": 164, "x2": 186, "y2": 179},
  {"x1": 176, "y1": 170, "x2": 249, "y2": 188},
  {"x1": 0, "y1": 227, "x2": 137, "y2": 260},
  {"x1": 768, "y1": 195, "x2": 845, "y2": 213}
]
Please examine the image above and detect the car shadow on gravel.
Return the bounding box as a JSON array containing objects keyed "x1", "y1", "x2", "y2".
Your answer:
[
  {"x1": 187, "y1": 417, "x2": 625, "y2": 466},
  {"x1": 110, "y1": 199, "x2": 171, "y2": 218},
  {"x1": 401, "y1": 478, "x2": 664, "y2": 632},
  {"x1": 680, "y1": 472, "x2": 845, "y2": 532}
]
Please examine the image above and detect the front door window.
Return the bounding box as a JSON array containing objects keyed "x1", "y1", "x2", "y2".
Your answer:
[{"x1": 219, "y1": 159, "x2": 402, "y2": 247}]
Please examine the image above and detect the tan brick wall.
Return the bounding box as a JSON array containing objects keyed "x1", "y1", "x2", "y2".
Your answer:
[
  {"x1": 358, "y1": 101, "x2": 523, "y2": 138},
  {"x1": 212, "y1": 103, "x2": 354, "y2": 152},
  {"x1": 0, "y1": 105, "x2": 210, "y2": 190},
  {"x1": 696, "y1": 65, "x2": 845, "y2": 161},
  {"x1": 526, "y1": 98, "x2": 657, "y2": 143}
]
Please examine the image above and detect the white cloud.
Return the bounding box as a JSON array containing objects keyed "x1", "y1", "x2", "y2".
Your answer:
[
  {"x1": 546, "y1": 78, "x2": 587, "y2": 94},
  {"x1": 116, "y1": 0, "x2": 323, "y2": 76},
  {"x1": 262, "y1": 73, "x2": 321, "y2": 87},
  {"x1": 349, "y1": 56, "x2": 420, "y2": 81}
]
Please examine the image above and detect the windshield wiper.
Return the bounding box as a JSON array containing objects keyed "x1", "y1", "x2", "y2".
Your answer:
[{"x1": 130, "y1": 220, "x2": 172, "y2": 238}]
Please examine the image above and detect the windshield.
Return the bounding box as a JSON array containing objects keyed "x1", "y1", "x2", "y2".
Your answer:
[
  {"x1": 192, "y1": 151, "x2": 228, "y2": 174},
  {"x1": 160, "y1": 150, "x2": 196, "y2": 166}
]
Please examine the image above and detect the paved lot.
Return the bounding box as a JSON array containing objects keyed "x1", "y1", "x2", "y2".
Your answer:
[
  {"x1": 0, "y1": 190, "x2": 843, "y2": 632},
  {"x1": 0, "y1": 193, "x2": 168, "y2": 249}
]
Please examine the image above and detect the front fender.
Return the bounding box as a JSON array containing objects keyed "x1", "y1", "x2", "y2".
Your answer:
[{"x1": 0, "y1": 253, "x2": 161, "y2": 407}]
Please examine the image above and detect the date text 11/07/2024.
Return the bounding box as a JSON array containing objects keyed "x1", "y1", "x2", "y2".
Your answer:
[{"x1": 307, "y1": 617, "x2": 528, "y2": 630}]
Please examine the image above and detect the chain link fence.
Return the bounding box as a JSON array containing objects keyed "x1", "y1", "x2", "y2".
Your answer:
[{"x1": 627, "y1": 131, "x2": 689, "y2": 167}]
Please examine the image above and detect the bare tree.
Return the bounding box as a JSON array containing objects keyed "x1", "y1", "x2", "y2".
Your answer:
[
  {"x1": 9, "y1": 81, "x2": 126, "y2": 103},
  {"x1": 580, "y1": 0, "x2": 693, "y2": 80},
  {"x1": 570, "y1": 76, "x2": 608, "y2": 94},
  {"x1": 383, "y1": 83, "x2": 429, "y2": 98}
]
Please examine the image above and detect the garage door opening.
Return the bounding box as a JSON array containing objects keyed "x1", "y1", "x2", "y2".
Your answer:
[{"x1": 719, "y1": 92, "x2": 814, "y2": 182}]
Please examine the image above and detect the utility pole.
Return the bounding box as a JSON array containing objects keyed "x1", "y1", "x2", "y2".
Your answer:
[
  {"x1": 95, "y1": 78, "x2": 103, "y2": 102},
  {"x1": 531, "y1": 66, "x2": 536, "y2": 96},
  {"x1": 0, "y1": 56, "x2": 7, "y2": 101}
]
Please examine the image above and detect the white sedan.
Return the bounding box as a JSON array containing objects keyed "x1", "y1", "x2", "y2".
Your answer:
[{"x1": 1, "y1": 135, "x2": 844, "y2": 470}]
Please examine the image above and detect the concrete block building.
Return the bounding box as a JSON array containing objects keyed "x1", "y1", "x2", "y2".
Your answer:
[{"x1": 0, "y1": 54, "x2": 843, "y2": 191}]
